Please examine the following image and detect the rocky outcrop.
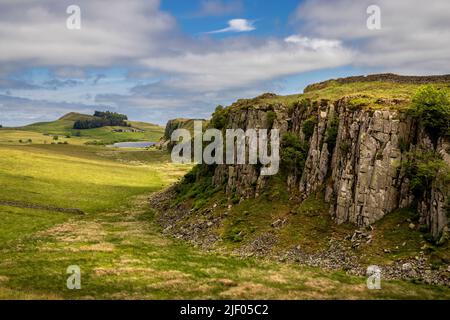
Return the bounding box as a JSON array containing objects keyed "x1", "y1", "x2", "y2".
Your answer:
[
  {"x1": 304, "y1": 73, "x2": 450, "y2": 92},
  {"x1": 417, "y1": 138, "x2": 450, "y2": 242},
  {"x1": 208, "y1": 95, "x2": 449, "y2": 240},
  {"x1": 157, "y1": 118, "x2": 206, "y2": 150},
  {"x1": 324, "y1": 103, "x2": 413, "y2": 227}
]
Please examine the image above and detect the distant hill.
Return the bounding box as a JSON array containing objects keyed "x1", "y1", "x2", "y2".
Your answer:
[
  {"x1": 16, "y1": 112, "x2": 164, "y2": 144},
  {"x1": 58, "y1": 112, "x2": 97, "y2": 122}
]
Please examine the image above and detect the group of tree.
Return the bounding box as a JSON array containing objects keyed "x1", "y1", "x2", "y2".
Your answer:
[{"x1": 73, "y1": 111, "x2": 130, "y2": 129}]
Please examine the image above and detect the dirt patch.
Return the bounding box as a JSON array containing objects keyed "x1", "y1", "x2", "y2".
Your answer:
[
  {"x1": 76, "y1": 243, "x2": 115, "y2": 252},
  {"x1": 304, "y1": 278, "x2": 337, "y2": 293},
  {"x1": 219, "y1": 282, "x2": 278, "y2": 299},
  {"x1": 213, "y1": 278, "x2": 237, "y2": 287},
  {"x1": 39, "y1": 221, "x2": 107, "y2": 243},
  {"x1": 93, "y1": 267, "x2": 155, "y2": 276}
]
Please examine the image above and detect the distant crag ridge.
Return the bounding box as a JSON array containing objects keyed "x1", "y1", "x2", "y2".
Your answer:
[{"x1": 304, "y1": 73, "x2": 450, "y2": 92}]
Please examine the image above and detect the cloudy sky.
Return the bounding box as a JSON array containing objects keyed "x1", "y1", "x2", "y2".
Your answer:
[{"x1": 1, "y1": 0, "x2": 450, "y2": 126}]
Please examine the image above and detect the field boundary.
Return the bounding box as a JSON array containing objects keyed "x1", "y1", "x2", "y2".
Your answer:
[{"x1": 0, "y1": 200, "x2": 85, "y2": 215}]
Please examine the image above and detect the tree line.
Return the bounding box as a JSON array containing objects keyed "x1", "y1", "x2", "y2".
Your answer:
[{"x1": 73, "y1": 111, "x2": 130, "y2": 129}]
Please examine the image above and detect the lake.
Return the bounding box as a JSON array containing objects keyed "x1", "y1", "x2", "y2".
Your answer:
[{"x1": 110, "y1": 141, "x2": 156, "y2": 148}]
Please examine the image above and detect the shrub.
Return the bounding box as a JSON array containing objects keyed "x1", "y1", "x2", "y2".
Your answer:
[
  {"x1": 18, "y1": 139, "x2": 23, "y2": 143},
  {"x1": 210, "y1": 105, "x2": 228, "y2": 130},
  {"x1": 225, "y1": 226, "x2": 244, "y2": 243},
  {"x1": 280, "y1": 133, "x2": 309, "y2": 174},
  {"x1": 408, "y1": 85, "x2": 450, "y2": 141},
  {"x1": 402, "y1": 151, "x2": 450, "y2": 197},
  {"x1": 27, "y1": 139, "x2": 32, "y2": 143},
  {"x1": 302, "y1": 116, "x2": 318, "y2": 141},
  {"x1": 53, "y1": 135, "x2": 58, "y2": 141},
  {"x1": 266, "y1": 110, "x2": 277, "y2": 129},
  {"x1": 325, "y1": 117, "x2": 339, "y2": 152}
]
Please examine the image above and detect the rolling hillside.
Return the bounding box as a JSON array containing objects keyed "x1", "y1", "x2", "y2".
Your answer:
[{"x1": 9, "y1": 112, "x2": 164, "y2": 144}]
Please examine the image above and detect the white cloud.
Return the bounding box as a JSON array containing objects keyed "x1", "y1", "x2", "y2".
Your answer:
[
  {"x1": 142, "y1": 36, "x2": 354, "y2": 91},
  {"x1": 207, "y1": 19, "x2": 255, "y2": 34},
  {"x1": 6, "y1": 0, "x2": 450, "y2": 126},
  {"x1": 0, "y1": 0, "x2": 177, "y2": 67},
  {"x1": 292, "y1": 0, "x2": 450, "y2": 74},
  {"x1": 284, "y1": 35, "x2": 342, "y2": 50}
]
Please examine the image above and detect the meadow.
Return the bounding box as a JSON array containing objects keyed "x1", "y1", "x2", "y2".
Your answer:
[
  {"x1": 0, "y1": 128, "x2": 449, "y2": 299},
  {"x1": 12, "y1": 112, "x2": 164, "y2": 145}
]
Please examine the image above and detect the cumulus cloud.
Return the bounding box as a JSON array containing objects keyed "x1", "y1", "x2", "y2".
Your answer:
[
  {"x1": 141, "y1": 36, "x2": 353, "y2": 91},
  {"x1": 3, "y1": 0, "x2": 448, "y2": 126},
  {"x1": 206, "y1": 19, "x2": 255, "y2": 34},
  {"x1": 0, "y1": 0, "x2": 177, "y2": 67},
  {"x1": 292, "y1": 0, "x2": 450, "y2": 74},
  {"x1": 284, "y1": 35, "x2": 342, "y2": 50}
]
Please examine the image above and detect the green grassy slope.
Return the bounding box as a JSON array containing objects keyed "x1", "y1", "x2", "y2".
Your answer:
[
  {"x1": 0, "y1": 142, "x2": 448, "y2": 299},
  {"x1": 10, "y1": 112, "x2": 164, "y2": 144},
  {"x1": 0, "y1": 144, "x2": 178, "y2": 214},
  {"x1": 1, "y1": 79, "x2": 449, "y2": 299},
  {"x1": 230, "y1": 81, "x2": 450, "y2": 112}
]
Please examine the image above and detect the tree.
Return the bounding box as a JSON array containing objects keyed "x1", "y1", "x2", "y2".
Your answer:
[
  {"x1": 280, "y1": 133, "x2": 309, "y2": 174},
  {"x1": 302, "y1": 116, "x2": 318, "y2": 141},
  {"x1": 408, "y1": 85, "x2": 450, "y2": 141},
  {"x1": 73, "y1": 111, "x2": 129, "y2": 129},
  {"x1": 210, "y1": 105, "x2": 228, "y2": 130}
]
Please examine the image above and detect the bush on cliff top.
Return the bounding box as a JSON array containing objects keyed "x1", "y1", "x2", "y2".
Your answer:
[
  {"x1": 408, "y1": 85, "x2": 450, "y2": 140},
  {"x1": 210, "y1": 105, "x2": 228, "y2": 130}
]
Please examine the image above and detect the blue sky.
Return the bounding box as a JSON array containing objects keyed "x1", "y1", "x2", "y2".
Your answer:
[
  {"x1": 0, "y1": 0, "x2": 449, "y2": 126},
  {"x1": 162, "y1": 0, "x2": 300, "y2": 37}
]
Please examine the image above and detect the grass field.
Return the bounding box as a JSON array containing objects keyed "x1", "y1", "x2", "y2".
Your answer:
[
  {"x1": 1, "y1": 117, "x2": 450, "y2": 299},
  {"x1": 7, "y1": 112, "x2": 164, "y2": 145},
  {"x1": 233, "y1": 81, "x2": 450, "y2": 112}
]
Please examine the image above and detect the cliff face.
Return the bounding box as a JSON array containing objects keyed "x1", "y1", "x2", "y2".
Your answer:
[
  {"x1": 209, "y1": 96, "x2": 449, "y2": 241},
  {"x1": 157, "y1": 118, "x2": 206, "y2": 150}
]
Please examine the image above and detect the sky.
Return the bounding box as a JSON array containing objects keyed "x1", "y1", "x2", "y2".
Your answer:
[{"x1": 1, "y1": 0, "x2": 450, "y2": 126}]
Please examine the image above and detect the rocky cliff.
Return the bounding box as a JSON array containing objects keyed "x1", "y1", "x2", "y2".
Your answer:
[
  {"x1": 206, "y1": 78, "x2": 450, "y2": 242},
  {"x1": 157, "y1": 118, "x2": 207, "y2": 150}
]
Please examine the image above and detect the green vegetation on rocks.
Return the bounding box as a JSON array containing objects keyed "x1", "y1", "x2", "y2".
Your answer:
[
  {"x1": 302, "y1": 116, "x2": 318, "y2": 141},
  {"x1": 280, "y1": 133, "x2": 309, "y2": 175},
  {"x1": 408, "y1": 85, "x2": 450, "y2": 141},
  {"x1": 402, "y1": 151, "x2": 450, "y2": 197},
  {"x1": 210, "y1": 105, "x2": 229, "y2": 130}
]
